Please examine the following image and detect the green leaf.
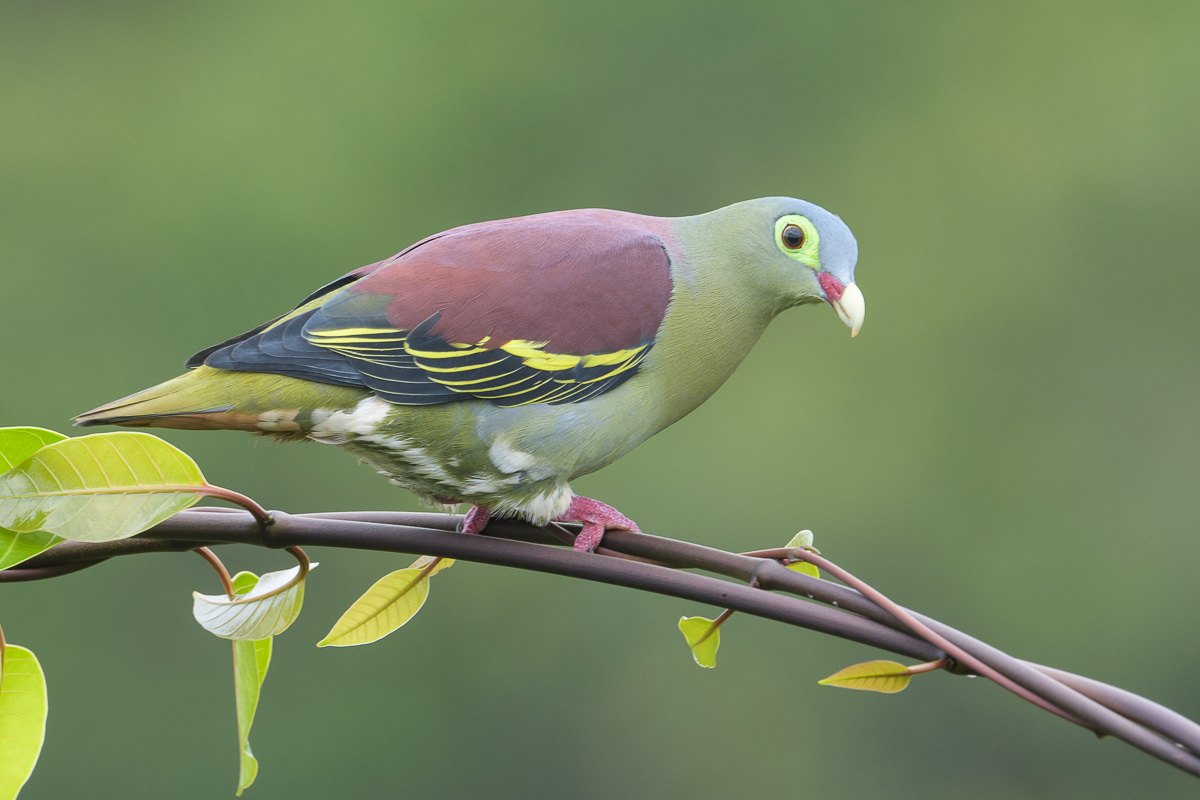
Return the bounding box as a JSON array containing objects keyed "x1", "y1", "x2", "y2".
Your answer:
[
  {"x1": 818, "y1": 660, "x2": 915, "y2": 693},
  {"x1": 193, "y1": 564, "x2": 316, "y2": 640},
  {"x1": 317, "y1": 556, "x2": 454, "y2": 647},
  {"x1": 0, "y1": 432, "x2": 207, "y2": 542},
  {"x1": 0, "y1": 644, "x2": 48, "y2": 800},
  {"x1": 678, "y1": 616, "x2": 721, "y2": 668},
  {"x1": 0, "y1": 530, "x2": 63, "y2": 572},
  {"x1": 0, "y1": 429, "x2": 68, "y2": 570},
  {"x1": 784, "y1": 530, "x2": 819, "y2": 578},
  {"x1": 0, "y1": 428, "x2": 67, "y2": 471},
  {"x1": 233, "y1": 637, "x2": 272, "y2": 796}
]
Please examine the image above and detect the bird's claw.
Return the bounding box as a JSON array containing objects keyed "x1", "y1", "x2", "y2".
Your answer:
[
  {"x1": 460, "y1": 505, "x2": 491, "y2": 536},
  {"x1": 553, "y1": 496, "x2": 640, "y2": 552}
]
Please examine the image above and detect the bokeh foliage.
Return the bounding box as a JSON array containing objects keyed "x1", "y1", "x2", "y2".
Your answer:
[{"x1": 2, "y1": 1, "x2": 1198, "y2": 797}]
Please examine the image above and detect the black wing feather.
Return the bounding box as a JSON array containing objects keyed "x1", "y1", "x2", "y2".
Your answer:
[{"x1": 191, "y1": 286, "x2": 650, "y2": 407}]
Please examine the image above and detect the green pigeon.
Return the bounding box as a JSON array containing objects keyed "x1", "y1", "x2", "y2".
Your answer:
[{"x1": 75, "y1": 197, "x2": 863, "y2": 551}]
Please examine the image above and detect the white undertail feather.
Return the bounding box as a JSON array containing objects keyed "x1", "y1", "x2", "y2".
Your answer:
[{"x1": 307, "y1": 397, "x2": 392, "y2": 442}]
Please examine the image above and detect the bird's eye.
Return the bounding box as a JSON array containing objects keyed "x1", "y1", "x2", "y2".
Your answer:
[{"x1": 781, "y1": 224, "x2": 805, "y2": 250}]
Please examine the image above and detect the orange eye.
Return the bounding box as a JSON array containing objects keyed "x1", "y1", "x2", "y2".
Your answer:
[{"x1": 781, "y1": 224, "x2": 805, "y2": 250}]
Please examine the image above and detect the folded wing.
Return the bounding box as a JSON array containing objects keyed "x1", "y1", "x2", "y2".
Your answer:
[{"x1": 193, "y1": 212, "x2": 674, "y2": 408}]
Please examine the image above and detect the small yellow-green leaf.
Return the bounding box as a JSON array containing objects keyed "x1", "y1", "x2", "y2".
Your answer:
[
  {"x1": 678, "y1": 616, "x2": 721, "y2": 668},
  {"x1": 818, "y1": 660, "x2": 915, "y2": 693},
  {"x1": 0, "y1": 432, "x2": 207, "y2": 542},
  {"x1": 783, "y1": 530, "x2": 819, "y2": 578},
  {"x1": 233, "y1": 636, "x2": 271, "y2": 796},
  {"x1": 193, "y1": 564, "x2": 316, "y2": 640},
  {"x1": 787, "y1": 561, "x2": 820, "y2": 578},
  {"x1": 785, "y1": 530, "x2": 814, "y2": 550},
  {"x1": 317, "y1": 559, "x2": 452, "y2": 647},
  {"x1": 0, "y1": 644, "x2": 48, "y2": 800}
]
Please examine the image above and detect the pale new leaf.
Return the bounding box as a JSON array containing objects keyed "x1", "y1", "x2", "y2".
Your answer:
[{"x1": 193, "y1": 564, "x2": 316, "y2": 640}]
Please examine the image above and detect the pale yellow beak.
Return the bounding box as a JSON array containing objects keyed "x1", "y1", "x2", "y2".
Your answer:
[{"x1": 832, "y1": 282, "x2": 865, "y2": 337}]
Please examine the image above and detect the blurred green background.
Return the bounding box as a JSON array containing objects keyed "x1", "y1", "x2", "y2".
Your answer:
[{"x1": 3, "y1": 1, "x2": 1199, "y2": 797}]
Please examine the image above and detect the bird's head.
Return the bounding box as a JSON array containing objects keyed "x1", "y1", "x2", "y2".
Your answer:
[{"x1": 707, "y1": 196, "x2": 864, "y2": 336}]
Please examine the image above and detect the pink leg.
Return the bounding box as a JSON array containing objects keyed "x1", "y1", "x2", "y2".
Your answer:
[
  {"x1": 553, "y1": 496, "x2": 640, "y2": 552},
  {"x1": 461, "y1": 505, "x2": 491, "y2": 536}
]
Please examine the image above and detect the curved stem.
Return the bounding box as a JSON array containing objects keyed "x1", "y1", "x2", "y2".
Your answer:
[
  {"x1": 194, "y1": 547, "x2": 235, "y2": 599},
  {"x1": 906, "y1": 658, "x2": 950, "y2": 675},
  {"x1": 285, "y1": 546, "x2": 310, "y2": 580},
  {"x1": 197, "y1": 484, "x2": 271, "y2": 526},
  {"x1": 218, "y1": 545, "x2": 312, "y2": 605}
]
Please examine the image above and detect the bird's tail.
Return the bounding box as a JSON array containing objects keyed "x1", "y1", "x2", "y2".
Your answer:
[
  {"x1": 73, "y1": 368, "x2": 268, "y2": 431},
  {"x1": 76, "y1": 366, "x2": 370, "y2": 434}
]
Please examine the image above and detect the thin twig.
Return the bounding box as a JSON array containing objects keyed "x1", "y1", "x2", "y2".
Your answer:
[
  {"x1": 789, "y1": 547, "x2": 1092, "y2": 729},
  {"x1": 1028, "y1": 663, "x2": 1200, "y2": 756},
  {"x1": 691, "y1": 607, "x2": 736, "y2": 647}
]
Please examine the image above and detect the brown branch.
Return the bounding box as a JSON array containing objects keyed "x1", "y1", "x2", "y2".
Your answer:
[{"x1": 3, "y1": 507, "x2": 1200, "y2": 779}]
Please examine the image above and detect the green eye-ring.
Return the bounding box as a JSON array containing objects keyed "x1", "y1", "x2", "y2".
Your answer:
[{"x1": 774, "y1": 214, "x2": 820, "y2": 264}]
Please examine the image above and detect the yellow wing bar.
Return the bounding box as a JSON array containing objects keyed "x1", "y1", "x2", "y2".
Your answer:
[{"x1": 304, "y1": 325, "x2": 649, "y2": 407}]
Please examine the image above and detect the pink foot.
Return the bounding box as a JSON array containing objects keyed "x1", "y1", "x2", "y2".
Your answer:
[
  {"x1": 461, "y1": 505, "x2": 491, "y2": 536},
  {"x1": 553, "y1": 496, "x2": 640, "y2": 552}
]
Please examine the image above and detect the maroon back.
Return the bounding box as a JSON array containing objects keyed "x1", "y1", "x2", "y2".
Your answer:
[{"x1": 348, "y1": 209, "x2": 675, "y2": 354}]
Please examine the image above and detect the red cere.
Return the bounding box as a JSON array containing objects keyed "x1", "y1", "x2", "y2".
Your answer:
[{"x1": 817, "y1": 271, "x2": 845, "y2": 302}]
